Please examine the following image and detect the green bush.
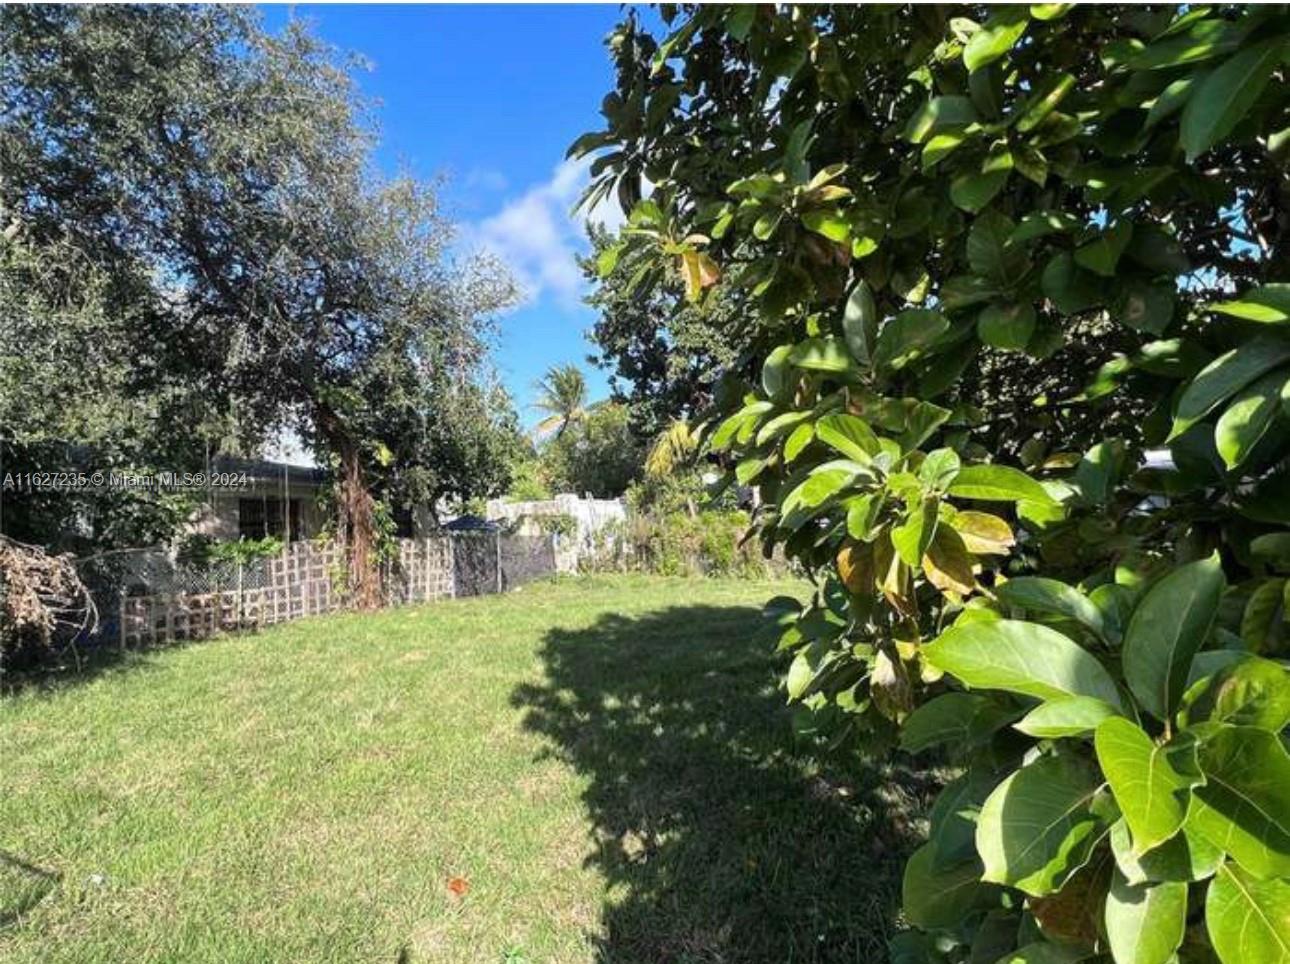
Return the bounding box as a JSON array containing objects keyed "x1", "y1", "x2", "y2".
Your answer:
[
  {"x1": 534, "y1": 513, "x2": 578, "y2": 538},
  {"x1": 196, "y1": 536, "x2": 285, "y2": 567},
  {"x1": 587, "y1": 509, "x2": 773, "y2": 579},
  {"x1": 580, "y1": 6, "x2": 1290, "y2": 963}
]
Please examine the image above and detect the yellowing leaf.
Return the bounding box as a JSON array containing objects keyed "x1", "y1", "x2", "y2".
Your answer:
[
  {"x1": 951, "y1": 510, "x2": 1015, "y2": 554},
  {"x1": 923, "y1": 525, "x2": 976, "y2": 597}
]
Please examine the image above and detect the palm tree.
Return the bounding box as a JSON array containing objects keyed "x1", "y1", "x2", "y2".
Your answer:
[
  {"x1": 644, "y1": 419, "x2": 698, "y2": 478},
  {"x1": 531, "y1": 364, "x2": 590, "y2": 438}
]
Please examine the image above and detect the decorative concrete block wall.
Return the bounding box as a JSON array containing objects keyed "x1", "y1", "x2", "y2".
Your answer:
[{"x1": 118, "y1": 533, "x2": 552, "y2": 648}]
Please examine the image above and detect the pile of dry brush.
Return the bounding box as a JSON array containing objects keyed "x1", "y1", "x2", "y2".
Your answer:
[{"x1": 0, "y1": 535, "x2": 96, "y2": 667}]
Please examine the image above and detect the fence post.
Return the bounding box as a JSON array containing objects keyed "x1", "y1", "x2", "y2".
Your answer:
[
  {"x1": 495, "y1": 531, "x2": 502, "y2": 594},
  {"x1": 118, "y1": 590, "x2": 126, "y2": 653},
  {"x1": 447, "y1": 534, "x2": 456, "y2": 599}
]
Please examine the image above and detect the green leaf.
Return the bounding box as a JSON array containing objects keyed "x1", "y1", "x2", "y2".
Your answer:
[
  {"x1": 1117, "y1": 281, "x2": 1175, "y2": 336},
  {"x1": 976, "y1": 753, "x2": 1108, "y2": 896},
  {"x1": 922, "y1": 131, "x2": 966, "y2": 170},
  {"x1": 1109, "y1": 817, "x2": 1223, "y2": 886},
  {"x1": 1211, "y1": 284, "x2": 1290, "y2": 324},
  {"x1": 1074, "y1": 221, "x2": 1133, "y2": 278},
  {"x1": 845, "y1": 493, "x2": 881, "y2": 540},
  {"x1": 1145, "y1": 75, "x2": 1199, "y2": 129},
  {"x1": 1190, "y1": 725, "x2": 1290, "y2": 879},
  {"x1": 787, "y1": 335, "x2": 860, "y2": 374},
  {"x1": 755, "y1": 410, "x2": 810, "y2": 446},
  {"x1": 928, "y1": 769, "x2": 999, "y2": 871},
  {"x1": 1016, "y1": 72, "x2": 1075, "y2": 132},
  {"x1": 919, "y1": 448, "x2": 962, "y2": 490},
  {"x1": 1104, "y1": 870, "x2": 1187, "y2": 964},
  {"x1": 735, "y1": 456, "x2": 768, "y2": 485},
  {"x1": 873, "y1": 309, "x2": 950, "y2": 370},
  {"x1": 1128, "y1": 18, "x2": 1246, "y2": 71},
  {"x1": 1012, "y1": 210, "x2": 1080, "y2": 244},
  {"x1": 902, "y1": 844, "x2": 994, "y2": 930},
  {"x1": 948, "y1": 464, "x2": 1058, "y2": 504},
  {"x1": 1215, "y1": 368, "x2": 1289, "y2": 469},
  {"x1": 904, "y1": 95, "x2": 978, "y2": 144},
  {"x1": 798, "y1": 466, "x2": 861, "y2": 508},
  {"x1": 784, "y1": 422, "x2": 814, "y2": 462},
  {"x1": 901, "y1": 692, "x2": 1018, "y2": 753},
  {"x1": 1014, "y1": 696, "x2": 1119, "y2": 739},
  {"x1": 888, "y1": 930, "x2": 939, "y2": 964},
  {"x1": 1041, "y1": 252, "x2": 1103, "y2": 314},
  {"x1": 892, "y1": 499, "x2": 938, "y2": 568},
  {"x1": 842, "y1": 279, "x2": 879, "y2": 366},
  {"x1": 1206, "y1": 861, "x2": 1290, "y2": 964},
  {"x1": 1181, "y1": 656, "x2": 1290, "y2": 731},
  {"x1": 596, "y1": 242, "x2": 624, "y2": 276},
  {"x1": 1095, "y1": 718, "x2": 1195, "y2": 854},
  {"x1": 899, "y1": 401, "x2": 952, "y2": 452},
  {"x1": 761, "y1": 344, "x2": 794, "y2": 398},
  {"x1": 1180, "y1": 39, "x2": 1283, "y2": 162},
  {"x1": 1121, "y1": 554, "x2": 1225, "y2": 721},
  {"x1": 815, "y1": 413, "x2": 880, "y2": 462},
  {"x1": 801, "y1": 208, "x2": 850, "y2": 243},
  {"x1": 1239, "y1": 578, "x2": 1286, "y2": 653},
  {"x1": 1253, "y1": 533, "x2": 1290, "y2": 570},
  {"x1": 967, "y1": 209, "x2": 1024, "y2": 283},
  {"x1": 993, "y1": 944, "x2": 1087, "y2": 964},
  {"x1": 786, "y1": 651, "x2": 813, "y2": 699},
  {"x1": 979, "y1": 302, "x2": 1037, "y2": 350},
  {"x1": 996, "y1": 577, "x2": 1106, "y2": 638},
  {"x1": 753, "y1": 209, "x2": 783, "y2": 240},
  {"x1": 1172, "y1": 336, "x2": 1290, "y2": 438},
  {"x1": 950, "y1": 169, "x2": 1009, "y2": 213},
  {"x1": 964, "y1": 7, "x2": 1029, "y2": 72},
  {"x1": 1028, "y1": 5, "x2": 1072, "y2": 21},
  {"x1": 925, "y1": 619, "x2": 1125, "y2": 710}
]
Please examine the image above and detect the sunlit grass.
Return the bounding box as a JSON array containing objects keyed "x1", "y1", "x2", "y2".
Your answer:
[{"x1": 1, "y1": 575, "x2": 927, "y2": 963}]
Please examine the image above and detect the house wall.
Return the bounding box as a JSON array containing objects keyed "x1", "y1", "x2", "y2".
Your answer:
[{"x1": 187, "y1": 481, "x2": 326, "y2": 543}]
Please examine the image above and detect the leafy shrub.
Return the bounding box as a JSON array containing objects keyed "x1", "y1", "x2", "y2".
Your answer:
[
  {"x1": 587, "y1": 510, "x2": 773, "y2": 579},
  {"x1": 534, "y1": 513, "x2": 578, "y2": 538},
  {"x1": 203, "y1": 536, "x2": 284, "y2": 567},
  {"x1": 505, "y1": 458, "x2": 552, "y2": 502},
  {"x1": 580, "y1": 6, "x2": 1290, "y2": 963},
  {"x1": 625, "y1": 467, "x2": 743, "y2": 517}
]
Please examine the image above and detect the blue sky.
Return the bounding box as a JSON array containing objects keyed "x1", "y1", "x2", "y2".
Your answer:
[{"x1": 260, "y1": 4, "x2": 633, "y2": 424}]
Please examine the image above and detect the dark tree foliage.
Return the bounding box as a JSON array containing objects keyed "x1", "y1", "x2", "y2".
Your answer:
[
  {"x1": 578, "y1": 5, "x2": 1290, "y2": 962},
  {"x1": 2, "y1": 7, "x2": 517, "y2": 594}
]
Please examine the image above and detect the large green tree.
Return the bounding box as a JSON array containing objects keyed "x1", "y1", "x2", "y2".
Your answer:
[
  {"x1": 580, "y1": 5, "x2": 1290, "y2": 962},
  {"x1": 2, "y1": 7, "x2": 516, "y2": 600},
  {"x1": 541, "y1": 401, "x2": 644, "y2": 498}
]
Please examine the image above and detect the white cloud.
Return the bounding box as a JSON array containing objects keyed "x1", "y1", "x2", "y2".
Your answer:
[
  {"x1": 468, "y1": 157, "x2": 625, "y2": 309},
  {"x1": 462, "y1": 168, "x2": 508, "y2": 194}
]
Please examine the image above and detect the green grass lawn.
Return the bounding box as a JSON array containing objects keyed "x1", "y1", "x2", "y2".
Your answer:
[{"x1": 1, "y1": 575, "x2": 931, "y2": 963}]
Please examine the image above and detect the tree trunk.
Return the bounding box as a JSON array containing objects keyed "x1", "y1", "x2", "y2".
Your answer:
[
  {"x1": 316, "y1": 407, "x2": 381, "y2": 610},
  {"x1": 338, "y1": 437, "x2": 381, "y2": 609}
]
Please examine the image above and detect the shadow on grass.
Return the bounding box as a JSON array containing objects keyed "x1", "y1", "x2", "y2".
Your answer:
[
  {"x1": 512, "y1": 602, "x2": 937, "y2": 964},
  {"x1": 1, "y1": 641, "x2": 166, "y2": 698},
  {"x1": 0, "y1": 851, "x2": 59, "y2": 930}
]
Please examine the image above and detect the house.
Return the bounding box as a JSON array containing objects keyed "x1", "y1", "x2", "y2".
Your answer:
[{"x1": 188, "y1": 456, "x2": 329, "y2": 543}]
